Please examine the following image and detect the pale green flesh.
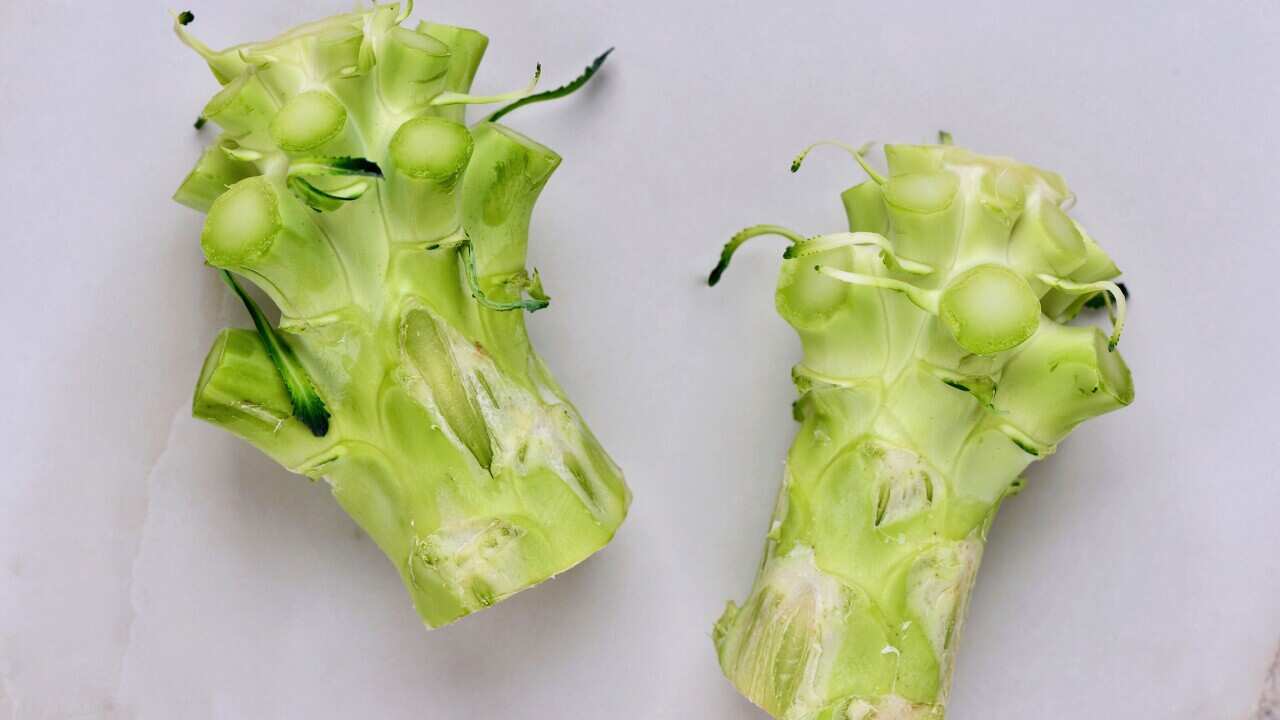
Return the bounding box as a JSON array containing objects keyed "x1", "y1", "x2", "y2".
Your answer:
[
  {"x1": 390, "y1": 116, "x2": 474, "y2": 179},
  {"x1": 714, "y1": 143, "x2": 1133, "y2": 718},
  {"x1": 200, "y1": 177, "x2": 279, "y2": 265},
  {"x1": 180, "y1": 2, "x2": 629, "y2": 628},
  {"x1": 270, "y1": 91, "x2": 348, "y2": 151}
]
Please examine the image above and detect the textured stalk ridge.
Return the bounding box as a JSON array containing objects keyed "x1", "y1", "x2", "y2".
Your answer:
[
  {"x1": 710, "y1": 140, "x2": 1133, "y2": 717},
  {"x1": 177, "y1": 2, "x2": 628, "y2": 628}
]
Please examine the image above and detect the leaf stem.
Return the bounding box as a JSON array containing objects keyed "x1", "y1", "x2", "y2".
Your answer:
[
  {"x1": 457, "y1": 239, "x2": 550, "y2": 312},
  {"x1": 488, "y1": 48, "x2": 614, "y2": 122},
  {"x1": 708, "y1": 224, "x2": 807, "y2": 286}
]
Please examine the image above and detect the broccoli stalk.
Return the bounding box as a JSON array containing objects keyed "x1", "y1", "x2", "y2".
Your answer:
[
  {"x1": 177, "y1": 2, "x2": 628, "y2": 628},
  {"x1": 709, "y1": 139, "x2": 1133, "y2": 718}
]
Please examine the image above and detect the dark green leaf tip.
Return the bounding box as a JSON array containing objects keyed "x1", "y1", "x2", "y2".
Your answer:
[
  {"x1": 707, "y1": 225, "x2": 804, "y2": 286},
  {"x1": 292, "y1": 396, "x2": 331, "y2": 437},
  {"x1": 194, "y1": 116, "x2": 207, "y2": 130},
  {"x1": 487, "y1": 47, "x2": 614, "y2": 123},
  {"x1": 329, "y1": 156, "x2": 383, "y2": 178},
  {"x1": 177, "y1": 10, "x2": 195, "y2": 25},
  {"x1": 708, "y1": 240, "x2": 740, "y2": 286},
  {"x1": 1011, "y1": 437, "x2": 1040, "y2": 457},
  {"x1": 938, "y1": 130, "x2": 953, "y2": 145},
  {"x1": 708, "y1": 232, "x2": 750, "y2": 286},
  {"x1": 707, "y1": 260, "x2": 729, "y2": 287},
  {"x1": 289, "y1": 156, "x2": 383, "y2": 180}
]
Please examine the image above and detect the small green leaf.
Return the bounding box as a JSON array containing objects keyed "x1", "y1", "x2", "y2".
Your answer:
[
  {"x1": 708, "y1": 225, "x2": 807, "y2": 286},
  {"x1": 519, "y1": 268, "x2": 550, "y2": 304},
  {"x1": 488, "y1": 48, "x2": 613, "y2": 122},
  {"x1": 790, "y1": 140, "x2": 883, "y2": 183},
  {"x1": 219, "y1": 270, "x2": 330, "y2": 436},
  {"x1": 452, "y1": 238, "x2": 550, "y2": 312},
  {"x1": 287, "y1": 176, "x2": 370, "y2": 212},
  {"x1": 177, "y1": 10, "x2": 195, "y2": 26}
]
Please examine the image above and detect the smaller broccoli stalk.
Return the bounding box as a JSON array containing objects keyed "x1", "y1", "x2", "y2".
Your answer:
[
  {"x1": 177, "y1": 2, "x2": 628, "y2": 628},
  {"x1": 709, "y1": 138, "x2": 1133, "y2": 718}
]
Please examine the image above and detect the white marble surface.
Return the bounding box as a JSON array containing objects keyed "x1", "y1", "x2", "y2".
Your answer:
[{"x1": 3, "y1": 1, "x2": 1279, "y2": 718}]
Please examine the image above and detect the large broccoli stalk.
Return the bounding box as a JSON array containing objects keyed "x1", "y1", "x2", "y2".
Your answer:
[
  {"x1": 709, "y1": 137, "x2": 1132, "y2": 718},
  {"x1": 175, "y1": 2, "x2": 628, "y2": 628}
]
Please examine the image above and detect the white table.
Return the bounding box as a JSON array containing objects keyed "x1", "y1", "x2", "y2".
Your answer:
[{"x1": 2, "y1": 1, "x2": 1277, "y2": 717}]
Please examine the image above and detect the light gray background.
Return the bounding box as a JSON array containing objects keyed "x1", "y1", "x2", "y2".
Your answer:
[{"x1": 2, "y1": 1, "x2": 1278, "y2": 718}]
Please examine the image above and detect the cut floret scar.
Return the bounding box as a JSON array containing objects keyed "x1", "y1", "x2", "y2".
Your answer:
[
  {"x1": 783, "y1": 232, "x2": 935, "y2": 275},
  {"x1": 220, "y1": 270, "x2": 330, "y2": 436},
  {"x1": 1037, "y1": 274, "x2": 1127, "y2": 350},
  {"x1": 488, "y1": 48, "x2": 614, "y2": 122},
  {"x1": 707, "y1": 225, "x2": 807, "y2": 286},
  {"x1": 431, "y1": 64, "x2": 542, "y2": 107},
  {"x1": 815, "y1": 265, "x2": 939, "y2": 314},
  {"x1": 270, "y1": 92, "x2": 348, "y2": 152},
  {"x1": 790, "y1": 140, "x2": 885, "y2": 185}
]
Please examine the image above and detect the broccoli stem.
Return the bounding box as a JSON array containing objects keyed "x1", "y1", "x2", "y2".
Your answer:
[
  {"x1": 715, "y1": 328, "x2": 1129, "y2": 716},
  {"x1": 711, "y1": 141, "x2": 1133, "y2": 717},
  {"x1": 196, "y1": 303, "x2": 626, "y2": 625},
  {"x1": 178, "y1": 3, "x2": 628, "y2": 628},
  {"x1": 191, "y1": 123, "x2": 629, "y2": 626}
]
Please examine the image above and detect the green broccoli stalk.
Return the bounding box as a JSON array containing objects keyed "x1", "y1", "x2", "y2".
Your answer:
[
  {"x1": 177, "y1": 1, "x2": 628, "y2": 628},
  {"x1": 708, "y1": 138, "x2": 1133, "y2": 718}
]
